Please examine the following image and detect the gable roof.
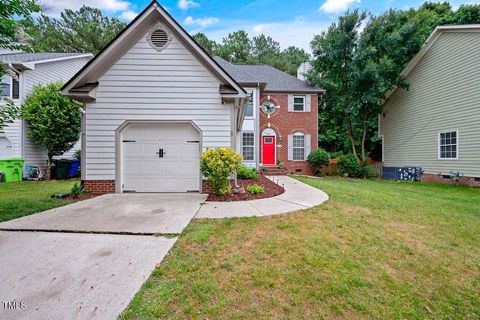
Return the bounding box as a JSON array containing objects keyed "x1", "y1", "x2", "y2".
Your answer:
[
  {"x1": 383, "y1": 24, "x2": 480, "y2": 102},
  {"x1": 0, "y1": 52, "x2": 92, "y2": 70},
  {"x1": 214, "y1": 57, "x2": 325, "y2": 93},
  {"x1": 61, "y1": 0, "x2": 246, "y2": 101}
]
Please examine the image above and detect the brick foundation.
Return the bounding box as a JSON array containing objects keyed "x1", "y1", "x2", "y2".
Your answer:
[
  {"x1": 422, "y1": 173, "x2": 480, "y2": 187},
  {"x1": 202, "y1": 179, "x2": 234, "y2": 194},
  {"x1": 83, "y1": 180, "x2": 116, "y2": 194}
]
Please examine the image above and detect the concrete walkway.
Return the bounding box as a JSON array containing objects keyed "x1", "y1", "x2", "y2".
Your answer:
[{"x1": 196, "y1": 176, "x2": 329, "y2": 218}]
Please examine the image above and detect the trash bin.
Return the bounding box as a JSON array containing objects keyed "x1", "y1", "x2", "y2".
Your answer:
[
  {"x1": 52, "y1": 159, "x2": 71, "y2": 179},
  {"x1": 68, "y1": 160, "x2": 81, "y2": 178},
  {"x1": 0, "y1": 158, "x2": 24, "y2": 182}
]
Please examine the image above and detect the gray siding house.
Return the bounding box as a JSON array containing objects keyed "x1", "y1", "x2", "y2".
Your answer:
[
  {"x1": 380, "y1": 25, "x2": 480, "y2": 186},
  {"x1": 0, "y1": 51, "x2": 92, "y2": 169}
]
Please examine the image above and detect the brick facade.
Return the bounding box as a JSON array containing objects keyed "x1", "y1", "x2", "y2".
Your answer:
[
  {"x1": 84, "y1": 180, "x2": 116, "y2": 194},
  {"x1": 422, "y1": 173, "x2": 480, "y2": 187},
  {"x1": 259, "y1": 94, "x2": 318, "y2": 175}
]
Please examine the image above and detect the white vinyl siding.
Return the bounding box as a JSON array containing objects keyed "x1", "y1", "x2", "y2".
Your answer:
[
  {"x1": 22, "y1": 57, "x2": 90, "y2": 169},
  {"x1": 380, "y1": 31, "x2": 480, "y2": 177},
  {"x1": 84, "y1": 25, "x2": 232, "y2": 181}
]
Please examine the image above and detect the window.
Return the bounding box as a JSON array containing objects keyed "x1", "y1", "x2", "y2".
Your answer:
[
  {"x1": 242, "y1": 132, "x2": 254, "y2": 161},
  {"x1": 293, "y1": 96, "x2": 305, "y2": 111},
  {"x1": 1, "y1": 75, "x2": 19, "y2": 99},
  {"x1": 292, "y1": 133, "x2": 305, "y2": 160},
  {"x1": 439, "y1": 131, "x2": 458, "y2": 159},
  {"x1": 1, "y1": 75, "x2": 11, "y2": 97},
  {"x1": 245, "y1": 92, "x2": 254, "y2": 117}
]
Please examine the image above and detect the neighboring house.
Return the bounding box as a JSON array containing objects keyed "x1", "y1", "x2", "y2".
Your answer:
[
  {"x1": 0, "y1": 51, "x2": 93, "y2": 170},
  {"x1": 214, "y1": 57, "x2": 323, "y2": 175},
  {"x1": 379, "y1": 25, "x2": 480, "y2": 187},
  {"x1": 62, "y1": 0, "x2": 323, "y2": 194}
]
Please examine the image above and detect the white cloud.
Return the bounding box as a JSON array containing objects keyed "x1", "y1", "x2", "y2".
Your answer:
[
  {"x1": 319, "y1": 0, "x2": 360, "y2": 14},
  {"x1": 184, "y1": 16, "x2": 219, "y2": 28},
  {"x1": 39, "y1": 0, "x2": 131, "y2": 14},
  {"x1": 119, "y1": 10, "x2": 137, "y2": 21},
  {"x1": 178, "y1": 0, "x2": 200, "y2": 10}
]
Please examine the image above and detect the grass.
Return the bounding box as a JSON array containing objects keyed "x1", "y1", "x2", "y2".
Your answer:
[
  {"x1": 120, "y1": 177, "x2": 480, "y2": 320},
  {"x1": 0, "y1": 179, "x2": 79, "y2": 222}
]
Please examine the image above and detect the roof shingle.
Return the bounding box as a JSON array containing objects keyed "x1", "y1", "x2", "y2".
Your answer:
[
  {"x1": 214, "y1": 56, "x2": 324, "y2": 93},
  {"x1": 0, "y1": 52, "x2": 89, "y2": 64}
]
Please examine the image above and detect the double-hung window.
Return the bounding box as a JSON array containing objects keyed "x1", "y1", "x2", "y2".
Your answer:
[
  {"x1": 293, "y1": 96, "x2": 305, "y2": 111},
  {"x1": 292, "y1": 133, "x2": 305, "y2": 160},
  {"x1": 438, "y1": 131, "x2": 458, "y2": 160},
  {"x1": 242, "y1": 132, "x2": 254, "y2": 161}
]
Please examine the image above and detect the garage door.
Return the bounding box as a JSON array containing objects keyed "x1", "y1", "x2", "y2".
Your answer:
[{"x1": 122, "y1": 123, "x2": 200, "y2": 192}]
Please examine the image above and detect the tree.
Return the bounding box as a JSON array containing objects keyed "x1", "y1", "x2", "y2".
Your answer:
[
  {"x1": 192, "y1": 32, "x2": 219, "y2": 55},
  {"x1": 218, "y1": 30, "x2": 252, "y2": 63},
  {"x1": 22, "y1": 82, "x2": 81, "y2": 179},
  {"x1": 309, "y1": 10, "x2": 367, "y2": 160},
  {"x1": 19, "y1": 6, "x2": 126, "y2": 54},
  {"x1": 0, "y1": 0, "x2": 40, "y2": 76},
  {"x1": 251, "y1": 34, "x2": 280, "y2": 61},
  {"x1": 279, "y1": 46, "x2": 310, "y2": 75},
  {"x1": 309, "y1": 2, "x2": 480, "y2": 161}
]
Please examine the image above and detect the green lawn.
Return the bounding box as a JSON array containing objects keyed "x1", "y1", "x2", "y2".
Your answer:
[
  {"x1": 121, "y1": 177, "x2": 480, "y2": 320},
  {"x1": 0, "y1": 179, "x2": 79, "y2": 222}
]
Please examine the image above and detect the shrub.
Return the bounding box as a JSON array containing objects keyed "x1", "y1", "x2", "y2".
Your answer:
[
  {"x1": 200, "y1": 148, "x2": 243, "y2": 195},
  {"x1": 307, "y1": 148, "x2": 331, "y2": 168},
  {"x1": 70, "y1": 182, "x2": 83, "y2": 196},
  {"x1": 338, "y1": 154, "x2": 365, "y2": 178},
  {"x1": 237, "y1": 165, "x2": 258, "y2": 180},
  {"x1": 329, "y1": 151, "x2": 343, "y2": 159},
  {"x1": 246, "y1": 184, "x2": 264, "y2": 194}
]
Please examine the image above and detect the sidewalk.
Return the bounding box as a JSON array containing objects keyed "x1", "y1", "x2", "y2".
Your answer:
[{"x1": 196, "y1": 176, "x2": 329, "y2": 218}]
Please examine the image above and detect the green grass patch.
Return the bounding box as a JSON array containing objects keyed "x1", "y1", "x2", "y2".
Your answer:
[
  {"x1": 0, "y1": 179, "x2": 79, "y2": 222},
  {"x1": 120, "y1": 177, "x2": 480, "y2": 319}
]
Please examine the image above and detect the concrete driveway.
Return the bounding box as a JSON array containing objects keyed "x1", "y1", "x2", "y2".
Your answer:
[
  {"x1": 0, "y1": 193, "x2": 207, "y2": 234},
  {"x1": 0, "y1": 231, "x2": 176, "y2": 320}
]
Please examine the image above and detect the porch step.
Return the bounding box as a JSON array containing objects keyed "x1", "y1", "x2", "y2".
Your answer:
[{"x1": 260, "y1": 166, "x2": 287, "y2": 176}]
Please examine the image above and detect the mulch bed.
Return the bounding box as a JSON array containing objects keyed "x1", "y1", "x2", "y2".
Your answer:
[
  {"x1": 61, "y1": 193, "x2": 97, "y2": 202},
  {"x1": 206, "y1": 175, "x2": 285, "y2": 202}
]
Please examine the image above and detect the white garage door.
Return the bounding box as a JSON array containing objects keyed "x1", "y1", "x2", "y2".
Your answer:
[{"x1": 122, "y1": 123, "x2": 200, "y2": 192}]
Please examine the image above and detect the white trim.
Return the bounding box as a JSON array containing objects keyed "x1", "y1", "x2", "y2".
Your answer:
[
  {"x1": 261, "y1": 127, "x2": 276, "y2": 136},
  {"x1": 292, "y1": 95, "x2": 306, "y2": 112},
  {"x1": 241, "y1": 131, "x2": 255, "y2": 162},
  {"x1": 22, "y1": 54, "x2": 93, "y2": 70},
  {"x1": 261, "y1": 134, "x2": 276, "y2": 166},
  {"x1": 437, "y1": 130, "x2": 459, "y2": 160}
]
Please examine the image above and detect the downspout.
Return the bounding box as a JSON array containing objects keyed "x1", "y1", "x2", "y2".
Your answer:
[
  {"x1": 78, "y1": 106, "x2": 86, "y2": 189},
  {"x1": 232, "y1": 99, "x2": 240, "y2": 189}
]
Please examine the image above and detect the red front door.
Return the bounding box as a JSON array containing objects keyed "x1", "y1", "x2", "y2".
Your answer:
[{"x1": 262, "y1": 136, "x2": 275, "y2": 165}]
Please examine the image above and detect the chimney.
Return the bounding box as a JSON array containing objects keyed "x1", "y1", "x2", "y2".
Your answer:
[{"x1": 297, "y1": 61, "x2": 312, "y2": 81}]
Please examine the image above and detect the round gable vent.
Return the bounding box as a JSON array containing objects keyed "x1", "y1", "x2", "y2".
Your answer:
[{"x1": 148, "y1": 29, "x2": 171, "y2": 51}]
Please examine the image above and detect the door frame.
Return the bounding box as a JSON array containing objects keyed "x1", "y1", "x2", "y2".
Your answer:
[
  {"x1": 115, "y1": 120, "x2": 203, "y2": 193},
  {"x1": 261, "y1": 135, "x2": 276, "y2": 165},
  {"x1": 261, "y1": 128, "x2": 277, "y2": 166}
]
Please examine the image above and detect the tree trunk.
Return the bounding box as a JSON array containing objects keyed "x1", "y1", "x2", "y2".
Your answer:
[
  {"x1": 347, "y1": 120, "x2": 359, "y2": 161},
  {"x1": 45, "y1": 154, "x2": 53, "y2": 180},
  {"x1": 360, "y1": 122, "x2": 367, "y2": 163}
]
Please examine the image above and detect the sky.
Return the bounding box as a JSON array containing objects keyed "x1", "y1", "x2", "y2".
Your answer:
[{"x1": 37, "y1": 0, "x2": 476, "y2": 51}]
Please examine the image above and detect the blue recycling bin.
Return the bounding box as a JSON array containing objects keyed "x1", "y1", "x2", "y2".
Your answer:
[{"x1": 68, "y1": 160, "x2": 81, "y2": 178}]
